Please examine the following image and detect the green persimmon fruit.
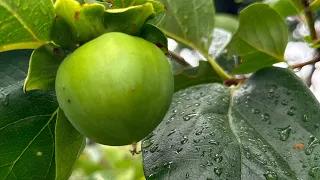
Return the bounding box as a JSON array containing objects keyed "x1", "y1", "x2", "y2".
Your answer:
[{"x1": 55, "y1": 32, "x2": 174, "y2": 146}]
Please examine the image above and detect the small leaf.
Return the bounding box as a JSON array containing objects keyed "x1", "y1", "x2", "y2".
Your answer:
[
  {"x1": 55, "y1": 108, "x2": 86, "y2": 180},
  {"x1": 139, "y1": 23, "x2": 168, "y2": 53},
  {"x1": 24, "y1": 44, "x2": 65, "y2": 92},
  {"x1": 104, "y1": 2, "x2": 155, "y2": 35},
  {"x1": 156, "y1": 0, "x2": 215, "y2": 55},
  {"x1": 264, "y1": 0, "x2": 299, "y2": 17},
  {"x1": 214, "y1": 13, "x2": 239, "y2": 35},
  {"x1": 174, "y1": 61, "x2": 222, "y2": 92},
  {"x1": 0, "y1": 0, "x2": 55, "y2": 52},
  {"x1": 143, "y1": 83, "x2": 241, "y2": 179},
  {"x1": 54, "y1": 0, "x2": 106, "y2": 44},
  {"x1": 227, "y1": 4, "x2": 288, "y2": 74}
]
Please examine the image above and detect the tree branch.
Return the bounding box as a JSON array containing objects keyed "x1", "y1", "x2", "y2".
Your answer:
[
  {"x1": 301, "y1": 0, "x2": 317, "y2": 41},
  {"x1": 167, "y1": 51, "x2": 190, "y2": 66},
  {"x1": 290, "y1": 55, "x2": 320, "y2": 69}
]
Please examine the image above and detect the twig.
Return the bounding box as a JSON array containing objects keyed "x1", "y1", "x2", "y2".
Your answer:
[
  {"x1": 224, "y1": 78, "x2": 247, "y2": 86},
  {"x1": 301, "y1": 0, "x2": 317, "y2": 41},
  {"x1": 167, "y1": 51, "x2": 190, "y2": 66},
  {"x1": 290, "y1": 55, "x2": 320, "y2": 69}
]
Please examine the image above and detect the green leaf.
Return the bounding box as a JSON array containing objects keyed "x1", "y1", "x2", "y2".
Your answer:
[
  {"x1": 142, "y1": 83, "x2": 241, "y2": 179},
  {"x1": 227, "y1": 4, "x2": 288, "y2": 74},
  {"x1": 54, "y1": 0, "x2": 106, "y2": 44},
  {"x1": 104, "y1": 2, "x2": 155, "y2": 35},
  {"x1": 107, "y1": 0, "x2": 135, "y2": 8},
  {"x1": 0, "y1": 50, "x2": 59, "y2": 179},
  {"x1": 309, "y1": 0, "x2": 320, "y2": 10},
  {"x1": 214, "y1": 13, "x2": 239, "y2": 35},
  {"x1": 174, "y1": 61, "x2": 222, "y2": 92},
  {"x1": 24, "y1": 44, "x2": 65, "y2": 92},
  {"x1": 139, "y1": 23, "x2": 168, "y2": 53},
  {"x1": 0, "y1": 0, "x2": 55, "y2": 52},
  {"x1": 55, "y1": 108, "x2": 86, "y2": 180},
  {"x1": 156, "y1": 0, "x2": 215, "y2": 55},
  {"x1": 230, "y1": 67, "x2": 320, "y2": 179},
  {"x1": 143, "y1": 66, "x2": 320, "y2": 179},
  {"x1": 264, "y1": 0, "x2": 299, "y2": 17},
  {"x1": 156, "y1": 0, "x2": 231, "y2": 80}
]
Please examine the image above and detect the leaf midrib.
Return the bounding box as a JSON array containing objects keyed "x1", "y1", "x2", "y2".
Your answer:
[
  {"x1": 0, "y1": 0, "x2": 42, "y2": 42},
  {"x1": 3, "y1": 109, "x2": 58, "y2": 179}
]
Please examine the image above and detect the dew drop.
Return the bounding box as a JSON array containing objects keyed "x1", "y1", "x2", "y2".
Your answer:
[
  {"x1": 209, "y1": 140, "x2": 219, "y2": 145},
  {"x1": 252, "y1": 108, "x2": 260, "y2": 114},
  {"x1": 193, "y1": 139, "x2": 200, "y2": 143},
  {"x1": 176, "y1": 147, "x2": 183, "y2": 154},
  {"x1": 168, "y1": 129, "x2": 176, "y2": 136},
  {"x1": 163, "y1": 162, "x2": 173, "y2": 169},
  {"x1": 308, "y1": 166, "x2": 320, "y2": 177},
  {"x1": 150, "y1": 144, "x2": 159, "y2": 153},
  {"x1": 185, "y1": 172, "x2": 190, "y2": 178},
  {"x1": 281, "y1": 99, "x2": 289, "y2": 106},
  {"x1": 184, "y1": 104, "x2": 192, "y2": 109},
  {"x1": 142, "y1": 139, "x2": 154, "y2": 148},
  {"x1": 305, "y1": 136, "x2": 320, "y2": 155},
  {"x1": 183, "y1": 113, "x2": 197, "y2": 121},
  {"x1": 1, "y1": 92, "x2": 10, "y2": 106},
  {"x1": 195, "y1": 128, "x2": 205, "y2": 135},
  {"x1": 214, "y1": 167, "x2": 223, "y2": 177},
  {"x1": 213, "y1": 154, "x2": 223, "y2": 163},
  {"x1": 303, "y1": 114, "x2": 308, "y2": 122},
  {"x1": 263, "y1": 171, "x2": 278, "y2": 180},
  {"x1": 276, "y1": 126, "x2": 291, "y2": 141},
  {"x1": 206, "y1": 161, "x2": 214, "y2": 166},
  {"x1": 287, "y1": 106, "x2": 296, "y2": 116},
  {"x1": 180, "y1": 136, "x2": 188, "y2": 144}
]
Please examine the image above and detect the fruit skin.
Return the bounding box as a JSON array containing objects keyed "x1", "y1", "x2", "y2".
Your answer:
[{"x1": 55, "y1": 32, "x2": 174, "y2": 146}]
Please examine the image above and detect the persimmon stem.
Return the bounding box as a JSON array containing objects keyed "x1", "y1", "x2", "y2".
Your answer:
[
  {"x1": 130, "y1": 142, "x2": 141, "y2": 155},
  {"x1": 224, "y1": 78, "x2": 247, "y2": 86}
]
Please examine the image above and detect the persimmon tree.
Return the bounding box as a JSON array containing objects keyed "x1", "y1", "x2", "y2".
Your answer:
[{"x1": 1, "y1": 0, "x2": 320, "y2": 179}]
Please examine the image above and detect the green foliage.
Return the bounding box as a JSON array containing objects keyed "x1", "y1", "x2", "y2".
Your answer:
[
  {"x1": 0, "y1": 0, "x2": 55, "y2": 52},
  {"x1": 55, "y1": 109, "x2": 86, "y2": 180},
  {"x1": 228, "y1": 4, "x2": 288, "y2": 74},
  {"x1": 143, "y1": 67, "x2": 320, "y2": 179},
  {"x1": 1, "y1": 0, "x2": 320, "y2": 179},
  {"x1": 264, "y1": 0, "x2": 299, "y2": 17},
  {"x1": 24, "y1": 44, "x2": 65, "y2": 92}
]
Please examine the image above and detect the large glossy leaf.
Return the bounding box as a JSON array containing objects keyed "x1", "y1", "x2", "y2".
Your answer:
[
  {"x1": 0, "y1": 50, "x2": 58, "y2": 179},
  {"x1": 55, "y1": 109, "x2": 85, "y2": 180},
  {"x1": 227, "y1": 4, "x2": 288, "y2": 74},
  {"x1": 143, "y1": 67, "x2": 320, "y2": 179},
  {"x1": 24, "y1": 44, "x2": 65, "y2": 92},
  {"x1": 143, "y1": 84, "x2": 241, "y2": 179},
  {"x1": 0, "y1": 0, "x2": 55, "y2": 52},
  {"x1": 230, "y1": 67, "x2": 320, "y2": 179}
]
